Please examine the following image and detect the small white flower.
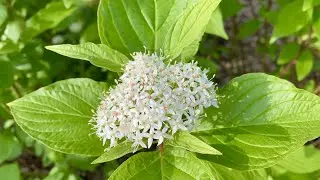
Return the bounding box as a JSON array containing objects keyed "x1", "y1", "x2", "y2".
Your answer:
[{"x1": 90, "y1": 52, "x2": 218, "y2": 151}]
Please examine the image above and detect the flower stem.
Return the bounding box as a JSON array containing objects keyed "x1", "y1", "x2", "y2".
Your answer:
[{"x1": 159, "y1": 143, "x2": 164, "y2": 153}]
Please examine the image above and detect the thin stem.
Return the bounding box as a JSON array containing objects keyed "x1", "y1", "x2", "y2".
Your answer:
[
  {"x1": 159, "y1": 143, "x2": 164, "y2": 153},
  {"x1": 11, "y1": 83, "x2": 22, "y2": 98}
]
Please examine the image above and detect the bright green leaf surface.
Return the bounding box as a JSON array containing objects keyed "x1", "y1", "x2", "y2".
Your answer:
[
  {"x1": 46, "y1": 43, "x2": 129, "y2": 72},
  {"x1": 0, "y1": 61, "x2": 14, "y2": 88},
  {"x1": 296, "y1": 50, "x2": 313, "y2": 81},
  {"x1": 270, "y1": 0, "x2": 310, "y2": 43},
  {"x1": 22, "y1": 2, "x2": 76, "y2": 40},
  {"x1": 8, "y1": 78, "x2": 108, "y2": 156},
  {"x1": 164, "y1": 0, "x2": 221, "y2": 59},
  {"x1": 0, "y1": 163, "x2": 20, "y2": 180},
  {"x1": 92, "y1": 141, "x2": 135, "y2": 164},
  {"x1": 168, "y1": 131, "x2": 222, "y2": 155},
  {"x1": 193, "y1": 73, "x2": 320, "y2": 170},
  {"x1": 109, "y1": 146, "x2": 215, "y2": 180},
  {"x1": 277, "y1": 43, "x2": 300, "y2": 65},
  {"x1": 276, "y1": 146, "x2": 320, "y2": 174},
  {"x1": 98, "y1": 0, "x2": 220, "y2": 59},
  {"x1": 205, "y1": 8, "x2": 228, "y2": 39}
]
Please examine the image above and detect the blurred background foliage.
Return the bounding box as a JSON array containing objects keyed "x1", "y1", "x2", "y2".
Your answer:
[{"x1": 0, "y1": 0, "x2": 320, "y2": 179}]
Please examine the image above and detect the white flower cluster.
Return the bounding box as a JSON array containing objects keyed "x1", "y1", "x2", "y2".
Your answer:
[{"x1": 91, "y1": 52, "x2": 218, "y2": 151}]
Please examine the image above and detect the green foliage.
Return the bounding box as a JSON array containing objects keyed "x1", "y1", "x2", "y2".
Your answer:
[
  {"x1": 205, "y1": 8, "x2": 228, "y2": 39},
  {"x1": 109, "y1": 146, "x2": 216, "y2": 180},
  {"x1": 276, "y1": 146, "x2": 320, "y2": 174},
  {"x1": 270, "y1": 0, "x2": 311, "y2": 43},
  {"x1": 194, "y1": 73, "x2": 320, "y2": 170},
  {"x1": 22, "y1": 1, "x2": 76, "y2": 40},
  {"x1": 8, "y1": 79, "x2": 107, "y2": 156},
  {"x1": 0, "y1": 131, "x2": 22, "y2": 163},
  {"x1": 168, "y1": 131, "x2": 221, "y2": 155},
  {"x1": 237, "y1": 20, "x2": 261, "y2": 39},
  {"x1": 0, "y1": 61, "x2": 14, "y2": 88},
  {"x1": 296, "y1": 50, "x2": 314, "y2": 81},
  {"x1": 46, "y1": 43, "x2": 129, "y2": 72},
  {"x1": 0, "y1": 163, "x2": 20, "y2": 180},
  {"x1": 277, "y1": 43, "x2": 300, "y2": 65},
  {"x1": 2, "y1": 0, "x2": 320, "y2": 179}
]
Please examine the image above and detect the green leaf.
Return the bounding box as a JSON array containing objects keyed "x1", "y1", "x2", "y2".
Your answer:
[
  {"x1": 4, "y1": 21, "x2": 22, "y2": 43},
  {"x1": 270, "y1": 0, "x2": 310, "y2": 43},
  {"x1": 168, "y1": 131, "x2": 222, "y2": 155},
  {"x1": 0, "y1": 61, "x2": 14, "y2": 89},
  {"x1": 296, "y1": 49, "x2": 313, "y2": 81},
  {"x1": 98, "y1": 0, "x2": 220, "y2": 58},
  {"x1": 109, "y1": 146, "x2": 215, "y2": 180},
  {"x1": 277, "y1": 43, "x2": 300, "y2": 65},
  {"x1": 0, "y1": 163, "x2": 20, "y2": 180},
  {"x1": 0, "y1": 131, "x2": 22, "y2": 163},
  {"x1": 164, "y1": 0, "x2": 221, "y2": 59},
  {"x1": 80, "y1": 22, "x2": 100, "y2": 44},
  {"x1": 193, "y1": 73, "x2": 320, "y2": 170},
  {"x1": 63, "y1": 0, "x2": 86, "y2": 8},
  {"x1": 276, "y1": 146, "x2": 320, "y2": 174},
  {"x1": 46, "y1": 43, "x2": 129, "y2": 72},
  {"x1": 22, "y1": 2, "x2": 76, "y2": 40},
  {"x1": 92, "y1": 141, "x2": 135, "y2": 164},
  {"x1": 210, "y1": 163, "x2": 268, "y2": 180},
  {"x1": 219, "y1": 0, "x2": 243, "y2": 19},
  {"x1": 0, "y1": 4, "x2": 8, "y2": 27},
  {"x1": 8, "y1": 78, "x2": 108, "y2": 156},
  {"x1": 205, "y1": 7, "x2": 228, "y2": 39},
  {"x1": 0, "y1": 40, "x2": 19, "y2": 54},
  {"x1": 237, "y1": 20, "x2": 261, "y2": 40},
  {"x1": 303, "y1": 0, "x2": 313, "y2": 11}
]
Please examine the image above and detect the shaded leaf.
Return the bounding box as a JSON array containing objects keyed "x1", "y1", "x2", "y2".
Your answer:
[{"x1": 277, "y1": 43, "x2": 300, "y2": 65}]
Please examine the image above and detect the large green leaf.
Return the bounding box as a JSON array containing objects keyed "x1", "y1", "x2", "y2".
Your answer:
[
  {"x1": 0, "y1": 163, "x2": 20, "y2": 180},
  {"x1": 168, "y1": 131, "x2": 222, "y2": 155},
  {"x1": 276, "y1": 146, "x2": 320, "y2": 174},
  {"x1": 109, "y1": 146, "x2": 215, "y2": 180},
  {"x1": 8, "y1": 78, "x2": 108, "y2": 156},
  {"x1": 46, "y1": 43, "x2": 129, "y2": 72},
  {"x1": 109, "y1": 146, "x2": 269, "y2": 180},
  {"x1": 270, "y1": 0, "x2": 310, "y2": 43},
  {"x1": 210, "y1": 163, "x2": 268, "y2": 180},
  {"x1": 98, "y1": 0, "x2": 220, "y2": 58},
  {"x1": 296, "y1": 50, "x2": 314, "y2": 81},
  {"x1": 163, "y1": 0, "x2": 221, "y2": 59},
  {"x1": 22, "y1": 1, "x2": 76, "y2": 40},
  {"x1": 193, "y1": 73, "x2": 320, "y2": 170},
  {"x1": 205, "y1": 7, "x2": 228, "y2": 39}
]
